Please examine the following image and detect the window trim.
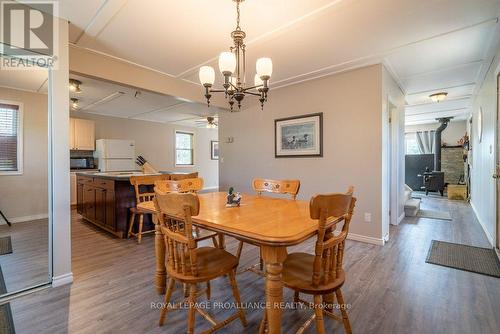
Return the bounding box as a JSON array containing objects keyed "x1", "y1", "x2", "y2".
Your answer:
[
  {"x1": 174, "y1": 130, "x2": 195, "y2": 167},
  {"x1": 0, "y1": 99, "x2": 23, "y2": 175}
]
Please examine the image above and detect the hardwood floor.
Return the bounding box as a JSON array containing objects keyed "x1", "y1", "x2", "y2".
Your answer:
[
  {"x1": 7, "y1": 197, "x2": 500, "y2": 333},
  {"x1": 0, "y1": 219, "x2": 49, "y2": 293}
]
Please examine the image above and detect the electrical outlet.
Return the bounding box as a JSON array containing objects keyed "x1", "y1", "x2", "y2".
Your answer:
[{"x1": 364, "y1": 213, "x2": 372, "y2": 223}]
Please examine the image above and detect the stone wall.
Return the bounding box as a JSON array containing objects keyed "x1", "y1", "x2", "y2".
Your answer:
[{"x1": 442, "y1": 147, "x2": 465, "y2": 185}]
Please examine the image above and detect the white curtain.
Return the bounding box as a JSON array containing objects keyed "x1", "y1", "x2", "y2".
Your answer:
[{"x1": 416, "y1": 131, "x2": 435, "y2": 154}]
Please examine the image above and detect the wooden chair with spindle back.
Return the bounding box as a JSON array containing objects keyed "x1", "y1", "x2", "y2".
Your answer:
[
  {"x1": 169, "y1": 172, "x2": 198, "y2": 181},
  {"x1": 236, "y1": 178, "x2": 301, "y2": 273},
  {"x1": 128, "y1": 174, "x2": 170, "y2": 243},
  {"x1": 154, "y1": 192, "x2": 247, "y2": 333},
  {"x1": 260, "y1": 186, "x2": 356, "y2": 334}
]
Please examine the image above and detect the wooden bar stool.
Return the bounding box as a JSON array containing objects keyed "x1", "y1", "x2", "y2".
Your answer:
[
  {"x1": 260, "y1": 187, "x2": 356, "y2": 334},
  {"x1": 128, "y1": 174, "x2": 170, "y2": 243},
  {"x1": 154, "y1": 192, "x2": 247, "y2": 333},
  {"x1": 236, "y1": 178, "x2": 300, "y2": 274},
  {"x1": 169, "y1": 172, "x2": 198, "y2": 181}
]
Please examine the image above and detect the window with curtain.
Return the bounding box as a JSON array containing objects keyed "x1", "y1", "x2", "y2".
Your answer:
[
  {"x1": 0, "y1": 102, "x2": 21, "y2": 173},
  {"x1": 405, "y1": 133, "x2": 421, "y2": 155},
  {"x1": 175, "y1": 131, "x2": 194, "y2": 166}
]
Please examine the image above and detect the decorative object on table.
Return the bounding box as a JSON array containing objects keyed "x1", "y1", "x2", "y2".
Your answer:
[
  {"x1": 198, "y1": 0, "x2": 272, "y2": 111},
  {"x1": 275, "y1": 113, "x2": 323, "y2": 158},
  {"x1": 226, "y1": 187, "x2": 241, "y2": 207},
  {"x1": 211, "y1": 141, "x2": 219, "y2": 160},
  {"x1": 135, "y1": 156, "x2": 158, "y2": 174},
  {"x1": 0, "y1": 210, "x2": 11, "y2": 227}
]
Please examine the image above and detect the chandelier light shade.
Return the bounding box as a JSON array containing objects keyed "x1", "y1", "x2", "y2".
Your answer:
[
  {"x1": 70, "y1": 98, "x2": 79, "y2": 110},
  {"x1": 429, "y1": 92, "x2": 448, "y2": 103},
  {"x1": 199, "y1": 0, "x2": 272, "y2": 111},
  {"x1": 69, "y1": 79, "x2": 82, "y2": 93}
]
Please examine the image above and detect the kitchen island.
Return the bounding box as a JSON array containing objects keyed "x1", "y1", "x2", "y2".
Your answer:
[{"x1": 75, "y1": 171, "x2": 197, "y2": 238}]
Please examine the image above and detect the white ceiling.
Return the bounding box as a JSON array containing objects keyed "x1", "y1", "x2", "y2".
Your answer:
[
  {"x1": 0, "y1": 67, "x2": 48, "y2": 93},
  {"x1": 22, "y1": 0, "x2": 500, "y2": 125},
  {"x1": 69, "y1": 74, "x2": 220, "y2": 126}
]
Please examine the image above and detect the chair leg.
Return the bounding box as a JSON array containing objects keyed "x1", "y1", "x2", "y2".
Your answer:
[
  {"x1": 183, "y1": 283, "x2": 189, "y2": 297},
  {"x1": 211, "y1": 236, "x2": 219, "y2": 248},
  {"x1": 259, "y1": 250, "x2": 264, "y2": 271},
  {"x1": 187, "y1": 284, "x2": 197, "y2": 334},
  {"x1": 127, "y1": 212, "x2": 136, "y2": 238},
  {"x1": 228, "y1": 270, "x2": 247, "y2": 327},
  {"x1": 293, "y1": 291, "x2": 300, "y2": 307},
  {"x1": 259, "y1": 311, "x2": 267, "y2": 334},
  {"x1": 137, "y1": 214, "x2": 144, "y2": 244},
  {"x1": 159, "y1": 278, "x2": 175, "y2": 326},
  {"x1": 206, "y1": 281, "x2": 211, "y2": 299},
  {"x1": 236, "y1": 241, "x2": 244, "y2": 261},
  {"x1": 335, "y1": 289, "x2": 352, "y2": 334},
  {"x1": 313, "y1": 295, "x2": 325, "y2": 334}
]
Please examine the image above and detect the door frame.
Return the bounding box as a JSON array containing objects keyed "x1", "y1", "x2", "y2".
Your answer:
[{"x1": 495, "y1": 72, "x2": 500, "y2": 256}]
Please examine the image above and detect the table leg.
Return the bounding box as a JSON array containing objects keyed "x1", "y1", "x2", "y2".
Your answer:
[
  {"x1": 261, "y1": 246, "x2": 287, "y2": 334},
  {"x1": 154, "y1": 217, "x2": 166, "y2": 294}
]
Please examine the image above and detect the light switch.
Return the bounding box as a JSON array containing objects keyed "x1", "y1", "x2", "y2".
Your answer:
[{"x1": 364, "y1": 213, "x2": 372, "y2": 223}]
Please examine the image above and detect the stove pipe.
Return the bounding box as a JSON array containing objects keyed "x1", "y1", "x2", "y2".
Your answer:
[{"x1": 434, "y1": 117, "x2": 452, "y2": 171}]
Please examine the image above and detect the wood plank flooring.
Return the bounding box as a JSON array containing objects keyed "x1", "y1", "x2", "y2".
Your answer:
[{"x1": 6, "y1": 196, "x2": 500, "y2": 333}]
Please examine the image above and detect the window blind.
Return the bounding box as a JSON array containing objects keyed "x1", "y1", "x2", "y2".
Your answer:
[{"x1": 0, "y1": 103, "x2": 20, "y2": 171}]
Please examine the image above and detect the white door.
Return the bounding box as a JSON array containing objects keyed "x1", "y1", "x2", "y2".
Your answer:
[{"x1": 496, "y1": 74, "x2": 500, "y2": 254}]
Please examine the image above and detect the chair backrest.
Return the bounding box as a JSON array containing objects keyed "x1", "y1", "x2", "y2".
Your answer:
[
  {"x1": 154, "y1": 178, "x2": 204, "y2": 195},
  {"x1": 154, "y1": 192, "x2": 200, "y2": 277},
  {"x1": 129, "y1": 174, "x2": 171, "y2": 204},
  {"x1": 309, "y1": 186, "x2": 356, "y2": 287},
  {"x1": 252, "y1": 178, "x2": 301, "y2": 200},
  {"x1": 170, "y1": 172, "x2": 199, "y2": 181}
]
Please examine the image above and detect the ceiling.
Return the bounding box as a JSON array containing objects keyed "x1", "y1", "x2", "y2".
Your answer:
[
  {"x1": 68, "y1": 74, "x2": 220, "y2": 126},
  {"x1": 20, "y1": 0, "x2": 500, "y2": 125}
]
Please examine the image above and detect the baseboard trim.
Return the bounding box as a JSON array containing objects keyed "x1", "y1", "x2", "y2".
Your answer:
[
  {"x1": 397, "y1": 212, "x2": 405, "y2": 225},
  {"x1": 3, "y1": 213, "x2": 49, "y2": 224},
  {"x1": 470, "y1": 201, "x2": 494, "y2": 246},
  {"x1": 52, "y1": 273, "x2": 73, "y2": 287},
  {"x1": 347, "y1": 233, "x2": 385, "y2": 246}
]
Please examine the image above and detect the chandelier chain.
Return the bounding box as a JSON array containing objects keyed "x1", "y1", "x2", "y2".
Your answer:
[{"x1": 236, "y1": 0, "x2": 241, "y2": 30}]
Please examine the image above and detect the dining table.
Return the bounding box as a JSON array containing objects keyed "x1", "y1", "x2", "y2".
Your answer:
[{"x1": 139, "y1": 191, "x2": 343, "y2": 334}]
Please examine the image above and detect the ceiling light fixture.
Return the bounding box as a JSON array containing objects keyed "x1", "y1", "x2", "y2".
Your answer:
[
  {"x1": 69, "y1": 79, "x2": 82, "y2": 93},
  {"x1": 70, "y1": 98, "x2": 79, "y2": 110},
  {"x1": 429, "y1": 92, "x2": 448, "y2": 103},
  {"x1": 206, "y1": 116, "x2": 218, "y2": 129},
  {"x1": 199, "y1": 0, "x2": 272, "y2": 111}
]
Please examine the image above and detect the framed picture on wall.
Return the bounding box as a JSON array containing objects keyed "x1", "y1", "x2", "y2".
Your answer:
[
  {"x1": 211, "y1": 140, "x2": 219, "y2": 160},
  {"x1": 275, "y1": 113, "x2": 323, "y2": 158}
]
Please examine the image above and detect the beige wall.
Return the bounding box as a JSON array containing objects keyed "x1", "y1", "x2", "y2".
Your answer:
[
  {"x1": 71, "y1": 112, "x2": 219, "y2": 189},
  {"x1": 405, "y1": 120, "x2": 467, "y2": 146},
  {"x1": 219, "y1": 64, "x2": 387, "y2": 242},
  {"x1": 0, "y1": 86, "x2": 48, "y2": 221},
  {"x1": 470, "y1": 49, "x2": 499, "y2": 246}
]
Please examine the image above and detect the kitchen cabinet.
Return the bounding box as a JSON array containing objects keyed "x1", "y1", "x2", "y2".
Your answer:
[{"x1": 70, "y1": 118, "x2": 95, "y2": 150}]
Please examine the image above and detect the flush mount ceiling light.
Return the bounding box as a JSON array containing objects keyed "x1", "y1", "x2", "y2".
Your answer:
[
  {"x1": 70, "y1": 98, "x2": 79, "y2": 110},
  {"x1": 69, "y1": 79, "x2": 82, "y2": 93},
  {"x1": 206, "y1": 116, "x2": 218, "y2": 129},
  {"x1": 199, "y1": 0, "x2": 272, "y2": 111},
  {"x1": 429, "y1": 92, "x2": 448, "y2": 103}
]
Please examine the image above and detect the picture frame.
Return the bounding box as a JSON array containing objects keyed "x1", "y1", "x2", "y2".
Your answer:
[
  {"x1": 211, "y1": 140, "x2": 219, "y2": 160},
  {"x1": 275, "y1": 112, "x2": 323, "y2": 158}
]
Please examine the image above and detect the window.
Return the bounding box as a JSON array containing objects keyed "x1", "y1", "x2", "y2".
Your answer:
[
  {"x1": 0, "y1": 102, "x2": 22, "y2": 174},
  {"x1": 405, "y1": 132, "x2": 420, "y2": 155},
  {"x1": 175, "y1": 131, "x2": 194, "y2": 166}
]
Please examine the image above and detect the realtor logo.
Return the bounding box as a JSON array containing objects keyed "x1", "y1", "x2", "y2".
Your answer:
[{"x1": 1, "y1": 1, "x2": 58, "y2": 69}]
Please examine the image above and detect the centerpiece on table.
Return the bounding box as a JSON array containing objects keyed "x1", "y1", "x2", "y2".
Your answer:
[{"x1": 226, "y1": 187, "x2": 241, "y2": 207}]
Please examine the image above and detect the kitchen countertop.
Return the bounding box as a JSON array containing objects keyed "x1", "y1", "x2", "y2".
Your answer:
[{"x1": 75, "y1": 170, "x2": 162, "y2": 180}]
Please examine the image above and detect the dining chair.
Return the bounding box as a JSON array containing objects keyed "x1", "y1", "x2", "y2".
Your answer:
[
  {"x1": 236, "y1": 178, "x2": 301, "y2": 274},
  {"x1": 260, "y1": 186, "x2": 356, "y2": 334},
  {"x1": 169, "y1": 172, "x2": 199, "y2": 181},
  {"x1": 128, "y1": 174, "x2": 170, "y2": 243},
  {"x1": 154, "y1": 192, "x2": 247, "y2": 333}
]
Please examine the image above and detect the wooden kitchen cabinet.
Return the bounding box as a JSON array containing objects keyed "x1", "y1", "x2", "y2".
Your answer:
[{"x1": 70, "y1": 118, "x2": 95, "y2": 150}]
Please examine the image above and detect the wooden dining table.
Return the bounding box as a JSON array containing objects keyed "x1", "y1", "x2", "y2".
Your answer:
[{"x1": 139, "y1": 192, "x2": 343, "y2": 334}]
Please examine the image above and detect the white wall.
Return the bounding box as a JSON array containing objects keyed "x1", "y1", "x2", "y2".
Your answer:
[
  {"x1": 71, "y1": 112, "x2": 219, "y2": 189},
  {"x1": 0, "y1": 87, "x2": 48, "y2": 222},
  {"x1": 220, "y1": 64, "x2": 387, "y2": 244},
  {"x1": 470, "y1": 49, "x2": 499, "y2": 246},
  {"x1": 405, "y1": 121, "x2": 467, "y2": 146}
]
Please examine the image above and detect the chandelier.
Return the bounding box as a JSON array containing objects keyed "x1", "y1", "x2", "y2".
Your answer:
[{"x1": 198, "y1": 0, "x2": 273, "y2": 111}]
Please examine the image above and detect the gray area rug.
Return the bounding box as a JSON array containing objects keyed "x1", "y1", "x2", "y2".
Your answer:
[
  {"x1": 426, "y1": 240, "x2": 500, "y2": 278},
  {"x1": 417, "y1": 209, "x2": 452, "y2": 221},
  {"x1": 0, "y1": 237, "x2": 12, "y2": 255},
  {"x1": 0, "y1": 266, "x2": 15, "y2": 334}
]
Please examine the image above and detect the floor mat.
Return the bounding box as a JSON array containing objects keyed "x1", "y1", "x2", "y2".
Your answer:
[
  {"x1": 417, "y1": 209, "x2": 452, "y2": 221},
  {"x1": 0, "y1": 237, "x2": 12, "y2": 255},
  {"x1": 0, "y1": 266, "x2": 16, "y2": 334},
  {"x1": 426, "y1": 240, "x2": 500, "y2": 278}
]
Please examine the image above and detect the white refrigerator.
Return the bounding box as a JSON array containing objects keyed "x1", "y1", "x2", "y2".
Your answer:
[{"x1": 95, "y1": 139, "x2": 137, "y2": 172}]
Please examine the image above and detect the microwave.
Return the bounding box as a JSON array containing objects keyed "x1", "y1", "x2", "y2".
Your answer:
[{"x1": 70, "y1": 157, "x2": 95, "y2": 170}]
